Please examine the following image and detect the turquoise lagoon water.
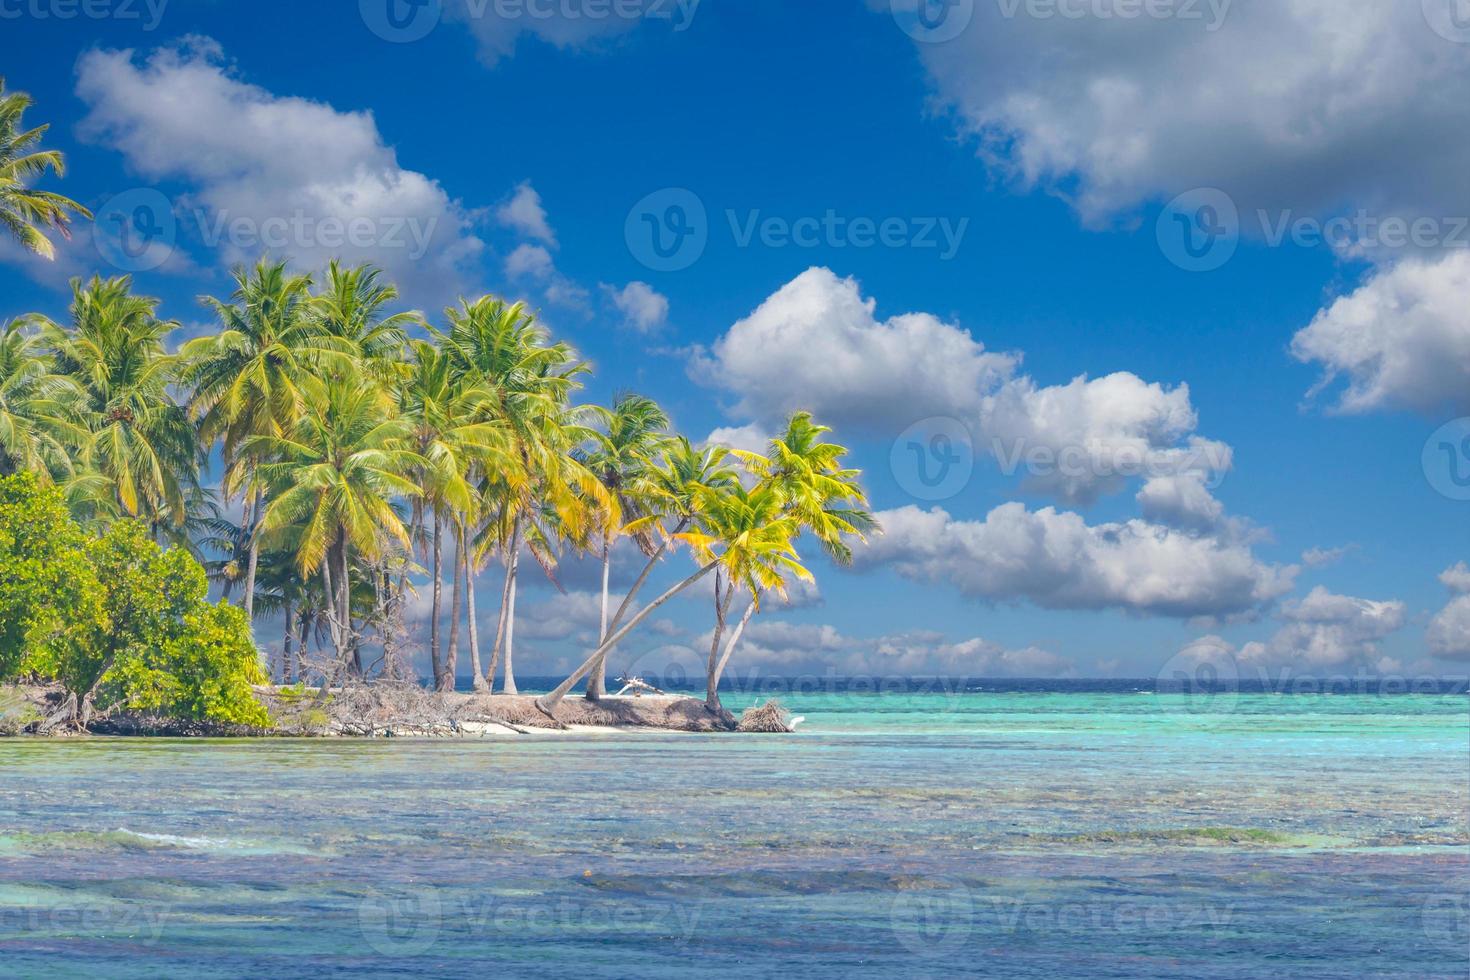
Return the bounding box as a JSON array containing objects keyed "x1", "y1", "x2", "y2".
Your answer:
[{"x1": 1, "y1": 690, "x2": 1467, "y2": 978}]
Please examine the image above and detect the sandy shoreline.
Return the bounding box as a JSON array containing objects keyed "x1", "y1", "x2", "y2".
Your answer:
[{"x1": 1, "y1": 683, "x2": 794, "y2": 737}]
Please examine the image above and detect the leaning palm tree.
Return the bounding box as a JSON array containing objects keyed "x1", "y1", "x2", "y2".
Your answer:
[
  {"x1": 0, "y1": 78, "x2": 90, "y2": 259},
  {"x1": 535, "y1": 481, "x2": 807, "y2": 719},
  {"x1": 703, "y1": 413, "x2": 878, "y2": 689},
  {"x1": 40, "y1": 276, "x2": 198, "y2": 530},
  {"x1": 250, "y1": 378, "x2": 423, "y2": 675},
  {"x1": 577, "y1": 393, "x2": 670, "y2": 699},
  {"x1": 682, "y1": 483, "x2": 813, "y2": 713},
  {"x1": 186, "y1": 258, "x2": 327, "y2": 619},
  {"x1": 0, "y1": 316, "x2": 85, "y2": 480}
]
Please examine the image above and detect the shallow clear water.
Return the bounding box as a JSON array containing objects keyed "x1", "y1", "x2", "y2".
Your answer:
[{"x1": 2, "y1": 691, "x2": 1467, "y2": 978}]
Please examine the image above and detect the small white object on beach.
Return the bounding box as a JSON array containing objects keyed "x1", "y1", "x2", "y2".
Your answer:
[{"x1": 789, "y1": 715, "x2": 806, "y2": 731}]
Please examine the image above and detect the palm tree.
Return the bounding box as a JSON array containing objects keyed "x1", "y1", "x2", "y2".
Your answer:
[
  {"x1": 737, "y1": 412, "x2": 877, "y2": 563},
  {"x1": 0, "y1": 317, "x2": 85, "y2": 479},
  {"x1": 437, "y1": 296, "x2": 605, "y2": 694},
  {"x1": 250, "y1": 378, "x2": 422, "y2": 675},
  {"x1": 535, "y1": 438, "x2": 740, "y2": 714},
  {"x1": 40, "y1": 276, "x2": 198, "y2": 531},
  {"x1": 310, "y1": 260, "x2": 419, "y2": 383},
  {"x1": 685, "y1": 484, "x2": 813, "y2": 712},
  {"x1": 397, "y1": 339, "x2": 508, "y2": 690},
  {"x1": 702, "y1": 414, "x2": 877, "y2": 708},
  {"x1": 577, "y1": 393, "x2": 670, "y2": 699},
  {"x1": 0, "y1": 78, "x2": 90, "y2": 259},
  {"x1": 535, "y1": 481, "x2": 808, "y2": 719},
  {"x1": 186, "y1": 259, "x2": 326, "y2": 619}
]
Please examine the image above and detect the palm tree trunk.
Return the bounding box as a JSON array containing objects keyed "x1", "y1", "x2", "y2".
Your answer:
[
  {"x1": 282, "y1": 600, "x2": 296, "y2": 684},
  {"x1": 705, "y1": 572, "x2": 733, "y2": 703},
  {"x1": 604, "y1": 517, "x2": 688, "y2": 637},
  {"x1": 467, "y1": 540, "x2": 485, "y2": 691},
  {"x1": 430, "y1": 509, "x2": 444, "y2": 689},
  {"x1": 587, "y1": 531, "x2": 612, "y2": 701},
  {"x1": 537, "y1": 560, "x2": 718, "y2": 716},
  {"x1": 296, "y1": 611, "x2": 311, "y2": 683},
  {"x1": 445, "y1": 522, "x2": 463, "y2": 692},
  {"x1": 321, "y1": 559, "x2": 342, "y2": 665},
  {"x1": 242, "y1": 488, "x2": 261, "y2": 620},
  {"x1": 486, "y1": 543, "x2": 512, "y2": 692},
  {"x1": 502, "y1": 543, "x2": 520, "y2": 695},
  {"x1": 336, "y1": 538, "x2": 352, "y2": 670},
  {"x1": 708, "y1": 596, "x2": 757, "y2": 711}
]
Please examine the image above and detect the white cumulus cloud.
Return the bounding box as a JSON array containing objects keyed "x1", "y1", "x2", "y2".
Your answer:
[
  {"x1": 75, "y1": 39, "x2": 484, "y2": 304},
  {"x1": 602, "y1": 281, "x2": 669, "y2": 333},
  {"x1": 856, "y1": 503, "x2": 1292, "y2": 619},
  {"x1": 1291, "y1": 251, "x2": 1470, "y2": 415}
]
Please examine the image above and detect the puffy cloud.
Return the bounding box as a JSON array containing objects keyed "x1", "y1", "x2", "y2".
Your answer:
[
  {"x1": 514, "y1": 590, "x2": 602, "y2": 642},
  {"x1": 1428, "y1": 563, "x2": 1470, "y2": 661},
  {"x1": 504, "y1": 243, "x2": 554, "y2": 280},
  {"x1": 444, "y1": 0, "x2": 682, "y2": 67},
  {"x1": 495, "y1": 181, "x2": 556, "y2": 245},
  {"x1": 601, "y1": 281, "x2": 669, "y2": 333},
  {"x1": 1291, "y1": 251, "x2": 1470, "y2": 415},
  {"x1": 885, "y1": 1, "x2": 1470, "y2": 228},
  {"x1": 75, "y1": 40, "x2": 483, "y2": 303},
  {"x1": 985, "y1": 371, "x2": 1232, "y2": 506},
  {"x1": 690, "y1": 267, "x2": 1017, "y2": 433},
  {"x1": 1302, "y1": 545, "x2": 1355, "y2": 568},
  {"x1": 725, "y1": 621, "x2": 1076, "y2": 677},
  {"x1": 1239, "y1": 587, "x2": 1407, "y2": 670},
  {"x1": 694, "y1": 267, "x2": 1230, "y2": 505},
  {"x1": 1136, "y1": 472, "x2": 1225, "y2": 532},
  {"x1": 703, "y1": 422, "x2": 771, "y2": 455},
  {"x1": 857, "y1": 503, "x2": 1292, "y2": 619}
]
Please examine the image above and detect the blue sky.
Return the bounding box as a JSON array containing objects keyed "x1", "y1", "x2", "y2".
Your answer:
[{"x1": 2, "y1": 0, "x2": 1468, "y2": 682}]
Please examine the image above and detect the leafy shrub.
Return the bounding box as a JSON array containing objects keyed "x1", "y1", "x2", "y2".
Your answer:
[
  {"x1": 0, "y1": 475, "x2": 269, "y2": 728},
  {"x1": 0, "y1": 473, "x2": 104, "y2": 680}
]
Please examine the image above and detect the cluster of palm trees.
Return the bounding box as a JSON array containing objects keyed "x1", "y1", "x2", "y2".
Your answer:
[
  {"x1": 0, "y1": 261, "x2": 875, "y2": 709},
  {"x1": 0, "y1": 73, "x2": 878, "y2": 712}
]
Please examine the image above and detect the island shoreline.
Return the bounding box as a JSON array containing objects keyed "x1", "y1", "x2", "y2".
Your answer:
[{"x1": 1, "y1": 682, "x2": 795, "y2": 737}]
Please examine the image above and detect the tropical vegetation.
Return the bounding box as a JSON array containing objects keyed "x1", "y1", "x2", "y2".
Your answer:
[{"x1": 0, "y1": 77, "x2": 876, "y2": 724}]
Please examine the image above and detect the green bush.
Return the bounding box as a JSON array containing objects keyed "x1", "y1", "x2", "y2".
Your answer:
[
  {"x1": 0, "y1": 473, "x2": 104, "y2": 680},
  {"x1": 0, "y1": 474, "x2": 269, "y2": 728}
]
